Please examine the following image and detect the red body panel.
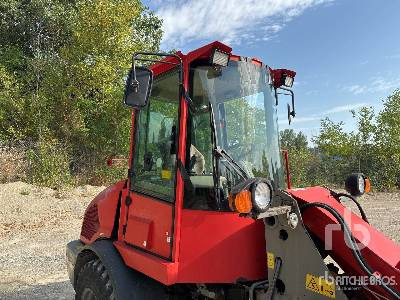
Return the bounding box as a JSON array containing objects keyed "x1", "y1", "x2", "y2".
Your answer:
[
  {"x1": 123, "y1": 192, "x2": 173, "y2": 258},
  {"x1": 80, "y1": 180, "x2": 125, "y2": 244},
  {"x1": 289, "y1": 187, "x2": 400, "y2": 298},
  {"x1": 114, "y1": 209, "x2": 266, "y2": 285},
  {"x1": 176, "y1": 209, "x2": 266, "y2": 283},
  {"x1": 171, "y1": 52, "x2": 188, "y2": 263},
  {"x1": 114, "y1": 240, "x2": 178, "y2": 285}
]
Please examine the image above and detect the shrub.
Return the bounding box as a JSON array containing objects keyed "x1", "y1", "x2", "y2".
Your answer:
[{"x1": 26, "y1": 139, "x2": 72, "y2": 189}]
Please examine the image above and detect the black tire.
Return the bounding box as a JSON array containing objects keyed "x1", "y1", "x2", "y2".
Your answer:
[{"x1": 75, "y1": 258, "x2": 115, "y2": 300}]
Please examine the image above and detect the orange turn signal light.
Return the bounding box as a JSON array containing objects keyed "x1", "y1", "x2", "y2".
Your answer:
[
  {"x1": 230, "y1": 190, "x2": 252, "y2": 214},
  {"x1": 365, "y1": 177, "x2": 371, "y2": 193}
]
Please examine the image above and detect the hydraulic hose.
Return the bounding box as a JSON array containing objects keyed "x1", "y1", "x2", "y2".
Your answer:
[
  {"x1": 334, "y1": 193, "x2": 369, "y2": 223},
  {"x1": 301, "y1": 202, "x2": 400, "y2": 299},
  {"x1": 325, "y1": 187, "x2": 369, "y2": 224}
]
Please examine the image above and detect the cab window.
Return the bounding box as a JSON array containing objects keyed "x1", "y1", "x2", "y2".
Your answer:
[{"x1": 132, "y1": 69, "x2": 180, "y2": 201}]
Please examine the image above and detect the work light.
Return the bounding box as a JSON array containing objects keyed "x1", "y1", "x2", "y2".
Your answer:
[
  {"x1": 229, "y1": 179, "x2": 273, "y2": 214},
  {"x1": 284, "y1": 75, "x2": 294, "y2": 88},
  {"x1": 345, "y1": 173, "x2": 371, "y2": 196},
  {"x1": 251, "y1": 181, "x2": 273, "y2": 213},
  {"x1": 210, "y1": 49, "x2": 229, "y2": 67}
]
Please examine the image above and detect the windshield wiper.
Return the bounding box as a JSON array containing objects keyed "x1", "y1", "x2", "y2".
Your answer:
[{"x1": 214, "y1": 147, "x2": 249, "y2": 180}]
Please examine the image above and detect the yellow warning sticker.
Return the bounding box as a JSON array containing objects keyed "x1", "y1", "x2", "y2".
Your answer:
[
  {"x1": 267, "y1": 252, "x2": 274, "y2": 269},
  {"x1": 305, "y1": 273, "x2": 335, "y2": 299},
  {"x1": 161, "y1": 169, "x2": 171, "y2": 180}
]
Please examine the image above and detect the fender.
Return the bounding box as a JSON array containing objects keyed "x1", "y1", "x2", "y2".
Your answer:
[
  {"x1": 67, "y1": 239, "x2": 167, "y2": 299},
  {"x1": 80, "y1": 180, "x2": 126, "y2": 244}
]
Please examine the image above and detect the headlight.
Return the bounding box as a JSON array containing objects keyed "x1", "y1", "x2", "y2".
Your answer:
[
  {"x1": 358, "y1": 176, "x2": 365, "y2": 193},
  {"x1": 345, "y1": 173, "x2": 371, "y2": 196},
  {"x1": 251, "y1": 181, "x2": 272, "y2": 213},
  {"x1": 229, "y1": 179, "x2": 273, "y2": 214}
]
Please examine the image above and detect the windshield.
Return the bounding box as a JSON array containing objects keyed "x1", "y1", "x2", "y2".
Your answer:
[{"x1": 191, "y1": 60, "x2": 284, "y2": 188}]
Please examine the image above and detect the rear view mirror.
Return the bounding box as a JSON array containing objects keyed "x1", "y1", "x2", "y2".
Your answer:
[{"x1": 124, "y1": 66, "x2": 153, "y2": 109}]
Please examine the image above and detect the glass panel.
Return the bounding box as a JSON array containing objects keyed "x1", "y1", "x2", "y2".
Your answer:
[
  {"x1": 190, "y1": 111, "x2": 213, "y2": 175},
  {"x1": 191, "y1": 61, "x2": 284, "y2": 189},
  {"x1": 186, "y1": 60, "x2": 283, "y2": 210},
  {"x1": 132, "y1": 69, "x2": 179, "y2": 201},
  {"x1": 184, "y1": 110, "x2": 217, "y2": 210}
]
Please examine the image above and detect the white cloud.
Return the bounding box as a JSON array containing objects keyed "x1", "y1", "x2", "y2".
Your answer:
[
  {"x1": 278, "y1": 115, "x2": 320, "y2": 125},
  {"x1": 344, "y1": 85, "x2": 366, "y2": 95},
  {"x1": 322, "y1": 103, "x2": 367, "y2": 114},
  {"x1": 385, "y1": 53, "x2": 400, "y2": 60},
  {"x1": 343, "y1": 77, "x2": 400, "y2": 95},
  {"x1": 279, "y1": 102, "x2": 367, "y2": 125},
  {"x1": 154, "y1": 0, "x2": 333, "y2": 50}
]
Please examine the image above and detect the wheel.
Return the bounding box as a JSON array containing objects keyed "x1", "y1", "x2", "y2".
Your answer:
[{"x1": 75, "y1": 258, "x2": 115, "y2": 300}]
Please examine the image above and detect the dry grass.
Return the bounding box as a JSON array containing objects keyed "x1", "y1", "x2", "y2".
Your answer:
[{"x1": 0, "y1": 147, "x2": 27, "y2": 183}]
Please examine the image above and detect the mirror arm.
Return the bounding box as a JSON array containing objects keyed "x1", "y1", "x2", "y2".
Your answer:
[
  {"x1": 278, "y1": 86, "x2": 295, "y2": 118},
  {"x1": 131, "y1": 52, "x2": 184, "y2": 86},
  {"x1": 131, "y1": 52, "x2": 187, "y2": 111},
  {"x1": 274, "y1": 88, "x2": 278, "y2": 105}
]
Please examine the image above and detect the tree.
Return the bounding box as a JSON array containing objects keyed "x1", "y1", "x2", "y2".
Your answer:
[
  {"x1": 0, "y1": 0, "x2": 163, "y2": 186},
  {"x1": 279, "y1": 129, "x2": 320, "y2": 187},
  {"x1": 280, "y1": 129, "x2": 308, "y2": 150},
  {"x1": 374, "y1": 89, "x2": 400, "y2": 188},
  {"x1": 312, "y1": 118, "x2": 358, "y2": 185}
]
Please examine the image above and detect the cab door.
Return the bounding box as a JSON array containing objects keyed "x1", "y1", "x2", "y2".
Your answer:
[{"x1": 123, "y1": 69, "x2": 180, "y2": 259}]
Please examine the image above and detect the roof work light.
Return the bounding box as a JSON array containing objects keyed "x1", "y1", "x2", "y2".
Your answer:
[
  {"x1": 271, "y1": 69, "x2": 296, "y2": 88},
  {"x1": 210, "y1": 49, "x2": 230, "y2": 67}
]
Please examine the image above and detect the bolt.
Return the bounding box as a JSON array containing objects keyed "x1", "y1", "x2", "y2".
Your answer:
[{"x1": 288, "y1": 213, "x2": 299, "y2": 229}]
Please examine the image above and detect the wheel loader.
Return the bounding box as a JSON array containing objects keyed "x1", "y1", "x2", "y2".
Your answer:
[{"x1": 66, "y1": 41, "x2": 400, "y2": 299}]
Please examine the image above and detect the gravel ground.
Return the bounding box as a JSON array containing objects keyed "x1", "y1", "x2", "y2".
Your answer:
[
  {"x1": 0, "y1": 182, "x2": 398, "y2": 299},
  {"x1": 0, "y1": 182, "x2": 104, "y2": 299}
]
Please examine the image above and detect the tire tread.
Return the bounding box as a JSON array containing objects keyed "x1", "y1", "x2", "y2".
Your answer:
[{"x1": 75, "y1": 258, "x2": 115, "y2": 300}]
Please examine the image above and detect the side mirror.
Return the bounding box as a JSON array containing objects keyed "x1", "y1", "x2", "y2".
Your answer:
[
  {"x1": 287, "y1": 103, "x2": 292, "y2": 125},
  {"x1": 345, "y1": 173, "x2": 371, "y2": 196},
  {"x1": 124, "y1": 66, "x2": 153, "y2": 109}
]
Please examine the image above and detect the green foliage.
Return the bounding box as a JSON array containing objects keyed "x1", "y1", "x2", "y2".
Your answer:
[
  {"x1": 280, "y1": 129, "x2": 308, "y2": 151},
  {"x1": 0, "y1": 0, "x2": 163, "y2": 186},
  {"x1": 280, "y1": 129, "x2": 320, "y2": 187},
  {"x1": 1, "y1": 0, "x2": 399, "y2": 192},
  {"x1": 27, "y1": 139, "x2": 72, "y2": 188},
  {"x1": 285, "y1": 90, "x2": 400, "y2": 191},
  {"x1": 373, "y1": 89, "x2": 400, "y2": 189}
]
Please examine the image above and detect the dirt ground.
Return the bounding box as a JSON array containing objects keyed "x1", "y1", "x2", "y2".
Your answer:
[
  {"x1": 0, "y1": 182, "x2": 105, "y2": 299},
  {"x1": 0, "y1": 182, "x2": 399, "y2": 299}
]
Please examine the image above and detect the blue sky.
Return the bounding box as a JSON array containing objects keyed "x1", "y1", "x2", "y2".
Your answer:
[{"x1": 144, "y1": 0, "x2": 400, "y2": 141}]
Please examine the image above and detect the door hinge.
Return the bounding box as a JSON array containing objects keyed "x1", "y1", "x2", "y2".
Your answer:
[
  {"x1": 127, "y1": 168, "x2": 135, "y2": 178},
  {"x1": 125, "y1": 195, "x2": 132, "y2": 206}
]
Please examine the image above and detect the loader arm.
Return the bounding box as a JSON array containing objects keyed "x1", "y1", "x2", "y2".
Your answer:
[{"x1": 290, "y1": 187, "x2": 400, "y2": 299}]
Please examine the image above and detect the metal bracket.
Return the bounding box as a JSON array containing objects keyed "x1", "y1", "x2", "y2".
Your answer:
[{"x1": 257, "y1": 205, "x2": 292, "y2": 219}]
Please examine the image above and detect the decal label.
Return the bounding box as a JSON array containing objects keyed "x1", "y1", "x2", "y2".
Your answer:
[
  {"x1": 161, "y1": 169, "x2": 171, "y2": 179},
  {"x1": 267, "y1": 252, "x2": 274, "y2": 269},
  {"x1": 305, "y1": 273, "x2": 335, "y2": 299}
]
